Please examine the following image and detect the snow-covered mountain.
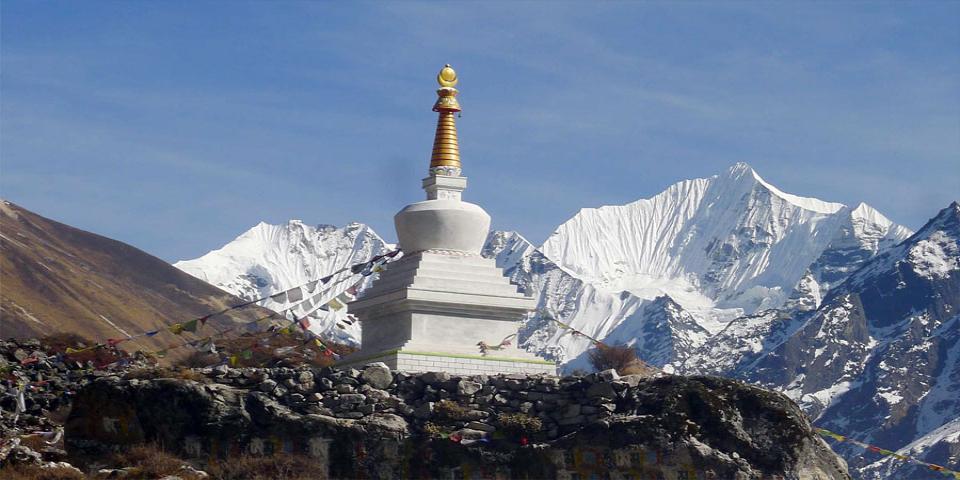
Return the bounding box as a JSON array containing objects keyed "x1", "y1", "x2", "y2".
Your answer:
[
  {"x1": 174, "y1": 220, "x2": 390, "y2": 343},
  {"x1": 541, "y1": 163, "x2": 909, "y2": 323},
  {"x1": 174, "y1": 164, "x2": 911, "y2": 369},
  {"x1": 681, "y1": 202, "x2": 960, "y2": 479},
  {"x1": 508, "y1": 163, "x2": 911, "y2": 371}
]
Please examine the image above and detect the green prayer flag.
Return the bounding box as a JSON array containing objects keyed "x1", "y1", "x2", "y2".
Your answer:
[{"x1": 182, "y1": 318, "x2": 199, "y2": 333}]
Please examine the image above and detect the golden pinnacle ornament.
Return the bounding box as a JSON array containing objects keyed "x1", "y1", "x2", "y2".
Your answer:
[{"x1": 430, "y1": 64, "x2": 462, "y2": 176}]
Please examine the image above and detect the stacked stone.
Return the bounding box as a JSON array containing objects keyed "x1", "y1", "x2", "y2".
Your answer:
[
  {"x1": 0, "y1": 338, "x2": 153, "y2": 469},
  {"x1": 61, "y1": 362, "x2": 850, "y2": 479},
  {"x1": 194, "y1": 362, "x2": 645, "y2": 442}
]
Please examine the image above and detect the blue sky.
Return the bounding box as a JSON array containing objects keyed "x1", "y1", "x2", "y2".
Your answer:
[{"x1": 2, "y1": 2, "x2": 958, "y2": 262}]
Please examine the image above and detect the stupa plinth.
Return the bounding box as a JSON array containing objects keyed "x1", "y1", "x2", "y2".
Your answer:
[{"x1": 341, "y1": 65, "x2": 555, "y2": 375}]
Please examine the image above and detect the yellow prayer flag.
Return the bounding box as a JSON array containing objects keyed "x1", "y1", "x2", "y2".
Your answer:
[{"x1": 327, "y1": 298, "x2": 345, "y2": 311}]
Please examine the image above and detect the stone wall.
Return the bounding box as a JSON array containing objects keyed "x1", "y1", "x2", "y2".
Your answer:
[{"x1": 65, "y1": 364, "x2": 850, "y2": 479}]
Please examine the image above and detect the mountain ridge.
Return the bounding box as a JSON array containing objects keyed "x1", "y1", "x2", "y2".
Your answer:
[{"x1": 0, "y1": 199, "x2": 273, "y2": 354}]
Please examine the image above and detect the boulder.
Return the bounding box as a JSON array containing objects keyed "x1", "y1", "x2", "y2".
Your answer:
[
  {"x1": 360, "y1": 363, "x2": 393, "y2": 389},
  {"x1": 456, "y1": 379, "x2": 482, "y2": 396},
  {"x1": 420, "y1": 371, "x2": 451, "y2": 385},
  {"x1": 586, "y1": 381, "x2": 616, "y2": 399}
]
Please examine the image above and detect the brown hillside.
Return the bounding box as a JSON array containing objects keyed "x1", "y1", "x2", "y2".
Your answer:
[{"x1": 0, "y1": 199, "x2": 274, "y2": 353}]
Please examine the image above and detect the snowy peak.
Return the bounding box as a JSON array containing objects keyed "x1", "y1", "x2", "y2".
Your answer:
[
  {"x1": 732, "y1": 163, "x2": 845, "y2": 214},
  {"x1": 798, "y1": 202, "x2": 913, "y2": 302},
  {"x1": 845, "y1": 201, "x2": 958, "y2": 289},
  {"x1": 539, "y1": 163, "x2": 911, "y2": 318},
  {"x1": 848, "y1": 203, "x2": 913, "y2": 251},
  {"x1": 174, "y1": 220, "x2": 390, "y2": 343}
]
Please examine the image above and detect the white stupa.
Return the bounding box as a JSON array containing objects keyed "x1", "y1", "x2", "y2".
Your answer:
[{"x1": 341, "y1": 65, "x2": 556, "y2": 375}]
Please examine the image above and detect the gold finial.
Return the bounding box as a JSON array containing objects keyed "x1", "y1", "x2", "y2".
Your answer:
[
  {"x1": 437, "y1": 64, "x2": 458, "y2": 87},
  {"x1": 430, "y1": 64, "x2": 461, "y2": 175}
]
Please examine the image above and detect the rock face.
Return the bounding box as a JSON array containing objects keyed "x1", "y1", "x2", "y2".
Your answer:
[
  {"x1": 682, "y1": 202, "x2": 960, "y2": 479},
  {"x1": 65, "y1": 366, "x2": 849, "y2": 479}
]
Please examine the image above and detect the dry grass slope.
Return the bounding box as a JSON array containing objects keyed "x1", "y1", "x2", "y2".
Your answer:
[{"x1": 0, "y1": 200, "x2": 273, "y2": 354}]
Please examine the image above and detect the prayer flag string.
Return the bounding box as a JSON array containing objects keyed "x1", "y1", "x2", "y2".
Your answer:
[{"x1": 815, "y1": 428, "x2": 960, "y2": 478}]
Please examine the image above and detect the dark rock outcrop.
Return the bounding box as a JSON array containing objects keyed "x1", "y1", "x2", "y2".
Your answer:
[{"x1": 65, "y1": 364, "x2": 849, "y2": 479}]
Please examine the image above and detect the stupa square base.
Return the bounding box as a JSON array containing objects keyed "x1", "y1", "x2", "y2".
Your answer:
[{"x1": 339, "y1": 348, "x2": 556, "y2": 376}]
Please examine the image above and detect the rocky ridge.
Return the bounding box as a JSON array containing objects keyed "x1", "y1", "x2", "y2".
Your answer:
[
  {"x1": 2, "y1": 336, "x2": 849, "y2": 479},
  {"x1": 681, "y1": 202, "x2": 960, "y2": 479},
  {"x1": 63, "y1": 363, "x2": 849, "y2": 479}
]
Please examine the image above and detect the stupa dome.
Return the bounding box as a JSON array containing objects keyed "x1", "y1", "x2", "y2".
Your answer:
[{"x1": 395, "y1": 199, "x2": 490, "y2": 255}]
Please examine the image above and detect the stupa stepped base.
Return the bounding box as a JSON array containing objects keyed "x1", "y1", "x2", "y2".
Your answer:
[
  {"x1": 339, "y1": 347, "x2": 556, "y2": 376},
  {"x1": 344, "y1": 251, "x2": 555, "y2": 375}
]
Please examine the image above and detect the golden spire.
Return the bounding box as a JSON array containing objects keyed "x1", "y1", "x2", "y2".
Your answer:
[{"x1": 429, "y1": 64, "x2": 462, "y2": 176}]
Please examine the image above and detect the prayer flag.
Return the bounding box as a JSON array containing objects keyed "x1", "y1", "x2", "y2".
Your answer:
[
  {"x1": 270, "y1": 292, "x2": 287, "y2": 303},
  {"x1": 145, "y1": 330, "x2": 159, "y2": 337},
  {"x1": 182, "y1": 318, "x2": 200, "y2": 333},
  {"x1": 305, "y1": 280, "x2": 319, "y2": 293},
  {"x1": 229, "y1": 355, "x2": 238, "y2": 367},
  {"x1": 299, "y1": 318, "x2": 311, "y2": 330},
  {"x1": 241, "y1": 350, "x2": 253, "y2": 360},
  {"x1": 327, "y1": 298, "x2": 345, "y2": 311},
  {"x1": 170, "y1": 323, "x2": 185, "y2": 335},
  {"x1": 287, "y1": 287, "x2": 304, "y2": 303},
  {"x1": 351, "y1": 262, "x2": 367, "y2": 274}
]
